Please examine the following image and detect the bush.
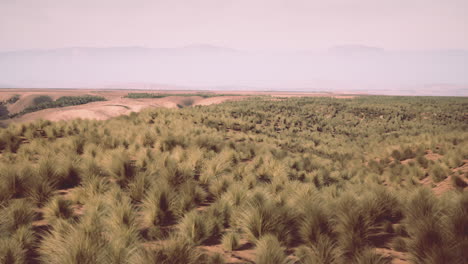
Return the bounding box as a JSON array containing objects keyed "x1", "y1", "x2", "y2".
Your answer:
[{"x1": 33, "y1": 95, "x2": 53, "y2": 105}]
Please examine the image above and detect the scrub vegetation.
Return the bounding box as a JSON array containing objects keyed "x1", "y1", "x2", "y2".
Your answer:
[
  {"x1": 0, "y1": 95, "x2": 21, "y2": 120},
  {"x1": 0, "y1": 96, "x2": 466, "y2": 264},
  {"x1": 9, "y1": 95, "x2": 106, "y2": 118},
  {"x1": 125, "y1": 92, "x2": 239, "y2": 99}
]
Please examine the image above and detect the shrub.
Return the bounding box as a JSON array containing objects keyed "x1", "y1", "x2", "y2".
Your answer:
[
  {"x1": 33, "y1": 95, "x2": 53, "y2": 105},
  {"x1": 5, "y1": 94, "x2": 20, "y2": 104}
]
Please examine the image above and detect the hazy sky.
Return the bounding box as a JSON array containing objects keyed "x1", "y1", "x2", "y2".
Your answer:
[{"x1": 1, "y1": 0, "x2": 467, "y2": 51}]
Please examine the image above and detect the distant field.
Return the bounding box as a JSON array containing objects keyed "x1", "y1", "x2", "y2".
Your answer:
[
  {"x1": 0, "y1": 95, "x2": 466, "y2": 263},
  {"x1": 0, "y1": 89, "x2": 351, "y2": 126}
]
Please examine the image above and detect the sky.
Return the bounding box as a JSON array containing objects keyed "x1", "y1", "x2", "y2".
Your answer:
[{"x1": 1, "y1": 0, "x2": 468, "y2": 52}]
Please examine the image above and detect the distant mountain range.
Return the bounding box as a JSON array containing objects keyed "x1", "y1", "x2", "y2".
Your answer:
[{"x1": 0, "y1": 45, "x2": 467, "y2": 96}]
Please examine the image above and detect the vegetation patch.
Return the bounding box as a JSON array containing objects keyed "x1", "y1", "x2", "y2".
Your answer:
[
  {"x1": 0, "y1": 96, "x2": 466, "y2": 263},
  {"x1": 9, "y1": 95, "x2": 106, "y2": 118},
  {"x1": 125, "y1": 92, "x2": 239, "y2": 99}
]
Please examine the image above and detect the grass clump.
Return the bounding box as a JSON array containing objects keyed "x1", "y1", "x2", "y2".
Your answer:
[
  {"x1": 134, "y1": 238, "x2": 206, "y2": 264},
  {"x1": 255, "y1": 234, "x2": 288, "y2": 264},
  {"x1": 221, "y1": 231, "x2": 240, "y2": 251},
  {"x1": 237, "y1": 191, "x2": 297, "y2": 245},
  {"x1": 429, "y1": 163, "x2": 450, "y2": 183},
  {"x1": 403, "y1": 188, "x2": 464, "y2": 264},
  {"x1": 42, "y1": 198, "x2": 75, "y2": 224},
  {"x1": 177, "y1": 210, "x2": 217, "y2": 245}
]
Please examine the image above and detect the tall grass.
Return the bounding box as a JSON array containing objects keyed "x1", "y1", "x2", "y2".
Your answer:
[
  {"x1": 403, "y1": 188, "x2": 463, "y2": 263},
  {"x1": 237, "y1": 190, "x2": 298, "y2": 245},
  {"x1": 255, "y1": 234, "x2": 288, "y2": 264},
  {"x1": 0, "y1": 96, "x2": 466, "y2": 263}
]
